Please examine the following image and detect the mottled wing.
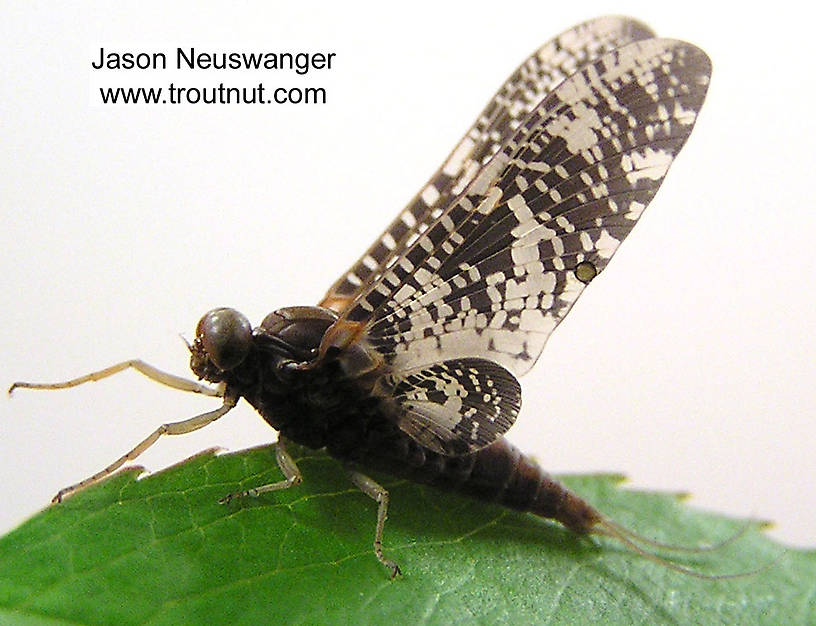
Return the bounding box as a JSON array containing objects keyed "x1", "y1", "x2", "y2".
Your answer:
[
  {"x1": 319, "y1": 16, "x2": 655, "y2": 313},
  {"x1": 348, "y1": 39, "x2": 711, "y2": 383},
  {"x1": 379, "y1": 358, "x2": 521, "y2": 456}
]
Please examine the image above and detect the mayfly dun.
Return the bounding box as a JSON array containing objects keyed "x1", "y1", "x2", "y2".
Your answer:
[{"x1": 13, "y1": 16, "x2": 763, "y2": 579}]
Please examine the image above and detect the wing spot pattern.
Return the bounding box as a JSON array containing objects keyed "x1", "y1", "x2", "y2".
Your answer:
[
  {"x1": 322, "y1": 17, "x2": 659, "y2": 305},
  {"x1": 356, "y1": 40, "x2": 709, "y2": 377}
]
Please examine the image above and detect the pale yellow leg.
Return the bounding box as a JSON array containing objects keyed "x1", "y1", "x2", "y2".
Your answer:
[
  {"x1": 347, "y1": 468, "x2": 401, "y2": 578},
  {"x1": 9, "y1": 359, "x2": 222, "y2": 397},
  {"x1": 219, "y1": 436, "x2": 302, "y2": 504},
  {"x1": 51, "y1": 396, "x2": 237, "y2": 503}
]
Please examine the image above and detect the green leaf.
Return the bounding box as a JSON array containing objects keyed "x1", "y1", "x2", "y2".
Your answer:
[{"x1": 0, "y1": 444, "x2": 813, "y2": 625}]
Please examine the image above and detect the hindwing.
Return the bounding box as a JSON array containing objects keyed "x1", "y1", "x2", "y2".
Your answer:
[{"x1": 378, "y1": 358, "x2": 521, "y2": 456}]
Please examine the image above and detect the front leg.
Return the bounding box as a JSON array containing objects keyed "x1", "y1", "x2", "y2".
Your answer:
[
  {"x1": 9, "y1": 359, "x2": 223, "y2": 397},
  {"x1": 53, "y1": 396, "x2": 237, "y2": 503}
]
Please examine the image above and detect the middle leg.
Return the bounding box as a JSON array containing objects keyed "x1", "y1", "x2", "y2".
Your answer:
[{"x1": 219, "y1": 436, "x2": 303, "y2": 504}]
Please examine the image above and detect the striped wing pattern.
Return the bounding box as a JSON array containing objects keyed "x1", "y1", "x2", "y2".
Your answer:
[
  {"x1": 328, "y1": 26, "x2": 711, "y2": 455},
  {"x1": 320, "y1": 16, "x2": 655, "y2": 312}
]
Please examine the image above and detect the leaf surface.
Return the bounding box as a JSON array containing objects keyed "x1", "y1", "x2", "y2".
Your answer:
[{"x1": 0, "y1": 444, "x2": 813, "y2": 625}]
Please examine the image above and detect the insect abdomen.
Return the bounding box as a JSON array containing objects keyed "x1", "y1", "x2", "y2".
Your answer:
[
  {"x1": 358, "y1": 432, "x2": 602, "y2": 534},
  {"x1": 459, "y1": 439, "x2": 602, "y2": 533}
]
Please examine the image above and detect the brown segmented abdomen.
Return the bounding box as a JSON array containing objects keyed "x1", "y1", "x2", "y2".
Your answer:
[{"x1": 352, "y1": 433, "x2": 602, "y2": 535}]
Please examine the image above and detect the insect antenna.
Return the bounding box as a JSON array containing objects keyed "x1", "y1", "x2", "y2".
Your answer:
[
  {"x1": 592, "y1": 517, "x2": 784, "y2": 580},
  {"x1": 179, "y1": 333, "x2": 193, "y2": 352}
]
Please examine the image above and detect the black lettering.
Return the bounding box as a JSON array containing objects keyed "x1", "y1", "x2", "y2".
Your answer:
[
  {"x1": 186, "y1": 86, "x2": 201, "y2": 103},
  {"x1": 243, "y1": 52, "x2": 263, "y2": 69},
  {"x1": 120, "y1": 52, "x2": 135, "y2": 69},
  {"x1": 311, "y1": 53, "x2": 326, "y2": 70},
  {"x1": 91, "y1": 47, "x2": 105, "y2": 69},
  {"x1": 93, "y1": 48, "x2": 166, "y2": 70},
  {"x1": 98, "y1": 85, "x2": 163, "y2": 104},
  {"x1": 177, "y1": 48, "x2": 195, "y2": 69},
  {"x1": 197, "y1": 52, "x2": 214, "y2": 70},
  {"x1": 134, "y1": 52, "x2": 165, "y2": 70},
  {"x1": 279, "y1": 52, "x2": 293, "y2": 71},
  {"x1": 270, "y1": 86, "x2": 326, "y2": 105},
  {"x1": 264, "y1": 54, "x2": 278, "y2": 70},
  {"x1": 294, "y1": 53, "x2": 309, "y2": 75},
  {"x1": 174, "y1": 48, "x2": 336, "y2": 73}
]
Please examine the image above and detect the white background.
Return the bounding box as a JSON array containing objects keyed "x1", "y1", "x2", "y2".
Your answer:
[{"x1": 2, "y1": 2, "x2": 814, "y2": 548}]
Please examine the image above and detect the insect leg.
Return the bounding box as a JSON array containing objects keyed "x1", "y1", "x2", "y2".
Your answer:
[
  {"x1": 51, "y1": 396, "x2": 237, "y2": 503},
  {"x1": 346, "y1": 468, "x2": 401, "y2": 578},
  {"x1": 219, "y1": 436, "x2": 303, "y2": 504},
  {"x1": 9, "y1": 359, "x2": 223, "y2": 397}
]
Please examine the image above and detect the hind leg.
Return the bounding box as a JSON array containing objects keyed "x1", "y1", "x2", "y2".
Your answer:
[{"x1": 346, "y1": 468, "x2": 401, "y2": 578}]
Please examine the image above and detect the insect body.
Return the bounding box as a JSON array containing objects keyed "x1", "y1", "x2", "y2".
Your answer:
[
  {"x1": 192, "y1": 305, "x2": 602, "y2": 567},
  {"x1": 12, "y1": 17, "x2": 714, "y2": 577}
]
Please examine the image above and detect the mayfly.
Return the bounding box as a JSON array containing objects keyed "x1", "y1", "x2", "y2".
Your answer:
[{"x1": 13, "y1": 17, "x2": 728, "y2": 577}]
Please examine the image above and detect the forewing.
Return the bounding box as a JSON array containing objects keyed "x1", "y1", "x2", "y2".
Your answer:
[
  {"x1": 381, "y1": 358, "x2": 521, "y2": 456},
  {"x1": 350, "y1": 39, "x2": 711, "y2": 377},
  {"x1": 320, "y1": 16, "x2": 654, "y2": 312}
]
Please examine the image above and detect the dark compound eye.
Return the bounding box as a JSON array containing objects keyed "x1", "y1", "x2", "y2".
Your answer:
[{"x1": 196, "y1": 307, "x2": 252, "y2": 371}]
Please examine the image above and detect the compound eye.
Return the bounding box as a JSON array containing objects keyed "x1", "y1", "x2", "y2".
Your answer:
[{"x1": 196, "y1": 308, "x2": 252, "y2": 371}]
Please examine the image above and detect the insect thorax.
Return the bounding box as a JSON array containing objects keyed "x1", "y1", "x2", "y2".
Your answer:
[{"x1": 189, "y1": 305, "x2": 398, "y2": 455}]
